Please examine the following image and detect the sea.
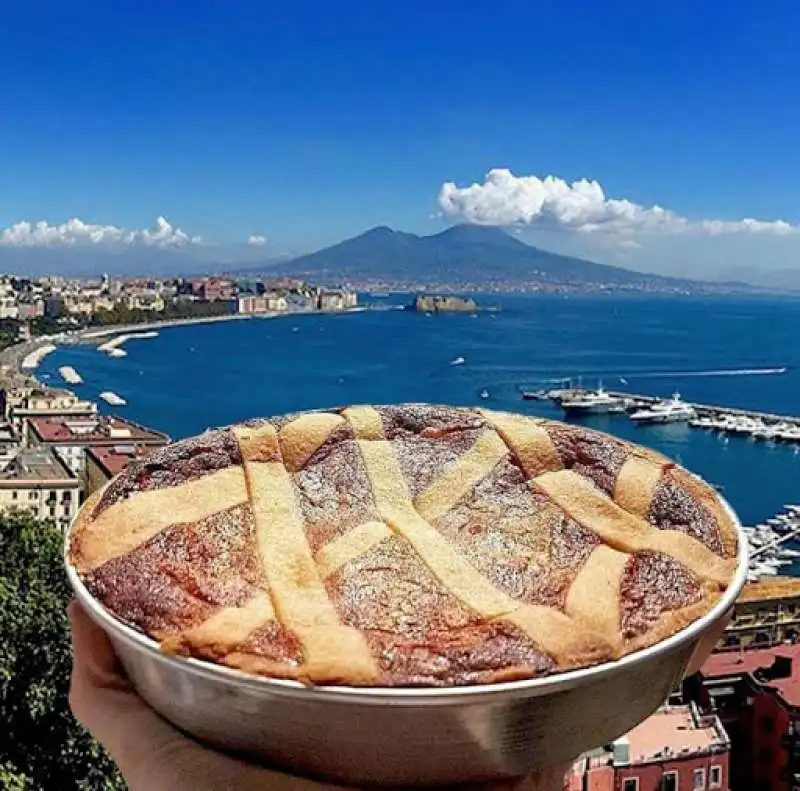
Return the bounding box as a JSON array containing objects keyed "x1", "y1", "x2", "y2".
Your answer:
[{"x1": 38, "y1": 293, "x2": 800, "y2": 555}]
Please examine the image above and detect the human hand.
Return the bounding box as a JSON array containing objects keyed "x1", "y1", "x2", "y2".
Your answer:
[{"x1": 68, "y1": 601, "x2": 569, "y2": 791}]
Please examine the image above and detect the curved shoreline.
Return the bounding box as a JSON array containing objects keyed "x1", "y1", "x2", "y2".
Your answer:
[
  {"x1": 80, "y1": 312, "x2": 254, "y2": 341},
  {"x1": 21, "y1": 343, "x2": 57, "y2": 369},
  {"x1": 0, "y1": 307, "x2": 368, "y2": 389}
]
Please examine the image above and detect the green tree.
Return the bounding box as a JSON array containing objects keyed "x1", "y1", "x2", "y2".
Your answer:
[{"x1": 0, "y1": 514, "x2": 125, "y2": 790}]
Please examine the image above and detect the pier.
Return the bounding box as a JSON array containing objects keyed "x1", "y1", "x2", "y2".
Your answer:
[
  {"x1": 605, "y1": 390, "x2": 800, "y2": 427},
  {"x1": 97, "y1": 330, "x2": 159, "y2": 354},
  {"x1": 750, "y1": 526, "x2": 800, "y2": 559},
  {"x1": 20, "y1": 344, "x2": 56, "y2": 370},
  {"x1": 525, "y1": 385, "x2": 800, "y2": 441}
]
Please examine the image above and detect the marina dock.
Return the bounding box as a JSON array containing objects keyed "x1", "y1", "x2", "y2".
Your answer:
[
  {"x1": 743, "y1": 506, "x2": 800, "y2": 581},
  {"x1": 525, "y1": 384, "x2": 800, "y2": 443},
  {"x1": 750, "y1": 525, "x2": 800, "y2": 559}
]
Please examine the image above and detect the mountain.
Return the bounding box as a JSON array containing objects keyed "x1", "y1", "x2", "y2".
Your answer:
[
  {"x1": 0, "y1": 245, "x2": 291, "y2": 278},
  {"x1": 714, "y1": 266, "x2": 800, "y2": 291},
  {"x1": 246, "y1": 224, "x2": 710, "y2": 289}
]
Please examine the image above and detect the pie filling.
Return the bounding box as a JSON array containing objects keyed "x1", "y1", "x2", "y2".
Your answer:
[{"x1": 69, "y1": 404, "x2": 738, "y2": 687}]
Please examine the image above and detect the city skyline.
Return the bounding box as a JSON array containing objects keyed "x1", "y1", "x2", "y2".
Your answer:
[{"x1": 3, "y1": 1, "x2": 800, "y2": 278}]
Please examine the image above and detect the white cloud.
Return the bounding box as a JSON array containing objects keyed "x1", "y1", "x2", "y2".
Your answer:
[
  {"x1": 438, "y1": 169, "x2": 799, "y2": 237},
  {"x1": 247, "y1": 234, "x2": 268, "y2": 247},
  {"x1": 0, "y1": 216, "x2": 202, "y2": 248}
]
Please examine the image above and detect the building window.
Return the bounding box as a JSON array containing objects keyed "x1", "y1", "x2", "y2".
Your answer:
[
  {"x1": 62, "y1": 490, "x2": 72, "y2": 502},
  {"x1": 48, "y1": 506, "x2": 56, "y2": 518},
  {"x1": 709, "y1": 766, "x2": 722, "y2": 788},
  {"x1": 11, "y1": 490, "x2": 17, "y2": 500},
  {"x1": 693, "y1": 768, "x2": 705, "y2": 790},
  {"x1": 762, "y1": 716, "x2": 775, "y2": 733},
  {"x1": 663, "y1": 772, "x2": 678, "y2": 791},
  {"x1": 623, "y1": 779, "x2": 639, "y2": 791},
  {"x1": 28, "y1": 491, "x2": 37, "y2": 500}
]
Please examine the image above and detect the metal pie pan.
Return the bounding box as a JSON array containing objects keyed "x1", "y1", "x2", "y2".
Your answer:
[{"x1": 65, "y1": 490, "x2": 747, "y2": 787}]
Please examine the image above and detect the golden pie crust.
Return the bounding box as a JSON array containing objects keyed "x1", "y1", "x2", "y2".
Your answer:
[{"x1": 68, "y1": 404, "x2": 738, "y2": 687}]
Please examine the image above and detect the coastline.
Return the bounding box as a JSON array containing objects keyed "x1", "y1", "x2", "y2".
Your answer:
[
  {"x1": 80, "y1": 311, "x2": 254, "y2": 341},
  {"x1": 0, "y1": 306, "x2": 369, "y2": 390}
]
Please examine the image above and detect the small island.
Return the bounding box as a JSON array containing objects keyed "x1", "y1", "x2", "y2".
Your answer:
[{"x1": 411, "y1": 294, "x2": 478, "y2": 313}]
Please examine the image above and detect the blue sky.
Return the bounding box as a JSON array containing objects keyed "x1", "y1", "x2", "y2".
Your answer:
[{"x1": 2, "y1": 0, "x2": 800, "y2": 274}]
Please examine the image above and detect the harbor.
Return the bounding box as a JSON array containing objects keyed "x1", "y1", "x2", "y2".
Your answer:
[
  {"x1": 523, "y1": 382, "x2": 800, "y2": 441},
  {"x1": 744, "y1": 506, "x2": 800, "y2": 582}
]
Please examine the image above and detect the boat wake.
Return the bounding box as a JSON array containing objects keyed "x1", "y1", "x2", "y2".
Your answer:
[
  {"x1": 523, "y1": 366, "x2": 788, "y2": 386},
  {"x1": 630, "y1": 367, "x2": 787, "y2": 379}
]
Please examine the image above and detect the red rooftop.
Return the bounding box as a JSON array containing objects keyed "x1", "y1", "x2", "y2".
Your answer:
[{"x1": 25, "y1": 414, "x2": 169, "y2": 446}]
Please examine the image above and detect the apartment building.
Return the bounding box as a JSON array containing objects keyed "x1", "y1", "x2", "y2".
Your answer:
[
  {"x1": 567, "y1": 705, "x2": 730, "y2": 791},
  {"x1": 26, "y1": 414, "x2": 169, "y2": 476},
  {"x1": 0, "y1": 447, "x2": 81, "y2": 531}
]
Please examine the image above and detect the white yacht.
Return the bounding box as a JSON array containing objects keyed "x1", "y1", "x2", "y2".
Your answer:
[
  {"x1": 629, "y1": 393, "x2": 697, "y2": 424},
  {"x1": 561, "y1": 385, "x2": 626, "y2": 415},
  {"x1": 778, "y1": 426, "x2": 800, "y2": 443}
]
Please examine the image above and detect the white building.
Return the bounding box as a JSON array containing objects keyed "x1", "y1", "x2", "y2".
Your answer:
[{"x1": 0, "y1": 448, "x2": 81, "y2": 531}]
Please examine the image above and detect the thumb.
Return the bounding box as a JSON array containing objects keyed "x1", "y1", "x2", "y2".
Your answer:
[{"x1": 67, "y1": 601, "x2": 189, "y2": 771}]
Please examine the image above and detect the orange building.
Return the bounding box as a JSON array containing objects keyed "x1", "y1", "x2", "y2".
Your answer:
[
  {"x1": 566, "y1": 705, "x2": 730, "y2": 791},
  {"x1": 720, "y1": 578, "x2": 800, "y2": 651}
]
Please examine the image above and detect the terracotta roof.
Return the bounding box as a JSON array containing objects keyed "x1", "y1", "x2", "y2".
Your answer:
[
  {"x1": 737, "y1": 578, "x2": 800, "y2": 603},
  {"x1": 0, "y1": 448, "x2": 77, "y2": 483},
  {"x1": 87, "y1": 444, "x2": 155, "y2": 476},
  {"x1": 27, "y1": 415, "x2": 168, "y2": 445},
  {"x1": 622, "y1": 706, "x2": 727, "y2": 764},
  {"x1": 703, "y1": 644, "x2": 800, "y2": 708}
]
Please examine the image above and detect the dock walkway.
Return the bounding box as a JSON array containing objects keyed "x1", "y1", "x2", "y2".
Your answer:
[
  {"x1": 750, "y1": 527, "x2": 800, "y2": 559},
  {"x1": 539, "y1": 386, "x2": 800, "y2": 428},
  {"x1": 605, "y1": 390, "x2": 800, "y2": 426}
]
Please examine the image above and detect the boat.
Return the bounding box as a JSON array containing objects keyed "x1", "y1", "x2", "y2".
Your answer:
[
  {"x1": 99, "y1": 391, "x2": 127, "y2": 406},
  {"x1": 690, "y1": 416, "x2": 718, "y2": 429},
  {"x1": 629, "y1": 393, "x2": 696, "y2": 424},
  {"x1": 778, "y1": 426, "x2": 800, "y2": 443},
  {"x1": 560, "y1": 385, "x2": 626, "y2": 415},
  {"x1": 521, "y1": 390, "x2": 548, "y2": 401},
  {"x1": 108, "y1": 348, "x2": 127, "y2": 358},
  {"x1": 479, "y1": 389, "x2": 490, "y2": 400},
  {"x1": 450, "y1": 356, "x2": 466, "y2": 366},
  {"x1": 58, "y1": 366, "x2": 83, "y2": 385}
]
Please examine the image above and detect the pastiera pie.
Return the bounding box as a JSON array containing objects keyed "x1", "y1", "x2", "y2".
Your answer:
[{"x1": 69, "y1": 404, "x2": 739, "y2": 688}]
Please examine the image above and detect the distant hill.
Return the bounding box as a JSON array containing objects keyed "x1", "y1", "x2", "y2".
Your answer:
[
  {"x1": 715, "y1": 266, "x2": 800, "y2": 292},
  {"x1": 0, "y1": 245, "x2": 292, "y2": 278},
  {"x1": 246, "y1": 224, "x2": 730, "y2": 290}
]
